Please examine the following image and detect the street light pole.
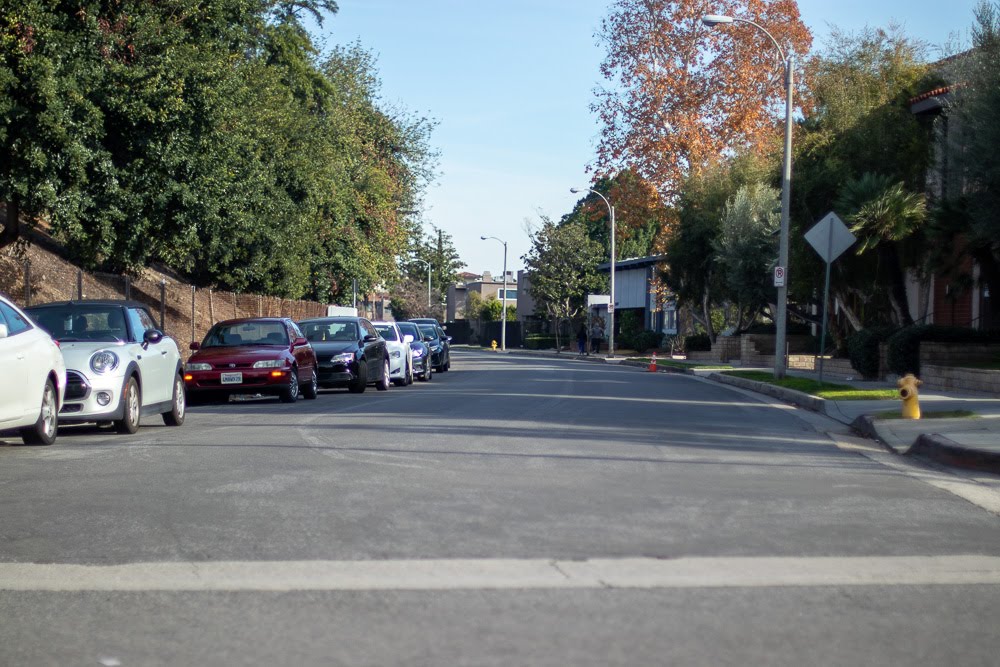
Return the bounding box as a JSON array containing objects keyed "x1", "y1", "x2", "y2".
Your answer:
[
  {"x1": 480, "y1": 235, "x2": 508, "y2": 352},
  {"x1": 702, "y1": 14, "x2": 793, "y2": 378},
  {"x1": 571, "y1": 187, "x2": 616, "y2": 358},
  {"x1": 415, "y1": 259, "x2": 432, "y2": 311}
]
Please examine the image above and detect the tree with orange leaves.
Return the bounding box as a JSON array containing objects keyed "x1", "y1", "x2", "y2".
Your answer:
[{"x1": 593, "y1": 0, "x2": 812, "y2": 198}]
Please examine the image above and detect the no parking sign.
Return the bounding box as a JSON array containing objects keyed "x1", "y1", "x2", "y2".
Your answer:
[{"x1": 773, "y1": 265, "x2": 786, "y2": 287}]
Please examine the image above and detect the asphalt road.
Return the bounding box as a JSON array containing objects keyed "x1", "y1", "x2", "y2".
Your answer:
[{"x1": 2, "y1": 349, "x2": 1000, "y2": 666}]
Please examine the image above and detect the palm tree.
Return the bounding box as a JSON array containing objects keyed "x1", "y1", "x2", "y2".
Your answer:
[{"x1": 836, "y1": 173, "x2": 927, "y2": 326}]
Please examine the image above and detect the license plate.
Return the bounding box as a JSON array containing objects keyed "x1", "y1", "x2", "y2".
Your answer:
[{"x1": 220, "y1": 372, "x2": 243, "y2": 384}]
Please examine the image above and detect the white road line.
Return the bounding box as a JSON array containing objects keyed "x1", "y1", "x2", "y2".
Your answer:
[{"x1": 3, "y1": 556, "x2": 1000, "y2": 592}]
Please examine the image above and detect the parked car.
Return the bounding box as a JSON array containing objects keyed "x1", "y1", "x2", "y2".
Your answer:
[
  {"x1": 415, "y1": 322, "x2": 451, "y2": 372},
  {"x1": 0, "y1": 294, "x2": 66, "y2": 445},
  {"x1": 297, "y1": 316, "x2": 389, "y2": 393},
  {"x1": 396, "y1": 321, "x2": 432, "y2": 382},
  {"x1": 184, "y1": 318, "x2": 318, "y2": 403},
  {"x1": 372, "y1": 321, "x2": 413, "y2": 386},
  {"x1": 26, "y1": 300, "x2": 184, "y2": 433}
]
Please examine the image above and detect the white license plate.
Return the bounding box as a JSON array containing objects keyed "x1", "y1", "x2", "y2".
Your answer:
[{"x1": 220, "y1": 372, "x2": 243, "y2": 384}]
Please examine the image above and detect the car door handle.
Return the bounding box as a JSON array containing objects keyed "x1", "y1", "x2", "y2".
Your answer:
[
  {"x1": 17, "y1": 353, "x2": 25, "y2": 360},
  {"x1": 160, "y1": 350, "x2": 168, "y2": 355}
]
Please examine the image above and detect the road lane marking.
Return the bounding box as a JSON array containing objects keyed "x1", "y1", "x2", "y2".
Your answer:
[{"x1": 3, "y1": 556, "x2": 1000, "y2": 592}]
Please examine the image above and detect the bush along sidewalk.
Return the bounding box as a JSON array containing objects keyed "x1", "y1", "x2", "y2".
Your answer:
[{"x1": 721, "y1": 371, "x2": 898, "y2": 400}]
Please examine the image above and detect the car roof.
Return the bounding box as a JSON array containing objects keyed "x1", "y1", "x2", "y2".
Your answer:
[
  {"x1": 26, "y1": 299, "x2": 151, "y2": 310},
  {"x1": 371, "y1": 321, "x2": 398, "y2": 327},
  {"x1": 213, "y1": 317, "x2": 290, "y2": 326},
  {"x1": 298, "y1": 316, "x2": 363, "y2": 323}
]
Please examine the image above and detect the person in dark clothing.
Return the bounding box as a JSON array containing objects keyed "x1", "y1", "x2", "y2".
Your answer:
[{"x1": 577, "y1": 324, "x2": 588, "y2": 355}]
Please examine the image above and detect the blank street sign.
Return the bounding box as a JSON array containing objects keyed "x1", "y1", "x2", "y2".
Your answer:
[{"x1": 805, "y1": 212, "x2": 856, "y2": 264}]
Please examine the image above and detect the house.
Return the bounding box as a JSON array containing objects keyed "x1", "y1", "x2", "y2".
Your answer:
[
  {"x1": 445, "y1": 270, "x2": 517, "y2": 322},
  {"x1": 596, "y1": 254, "x2": 677, "y2": 335}
]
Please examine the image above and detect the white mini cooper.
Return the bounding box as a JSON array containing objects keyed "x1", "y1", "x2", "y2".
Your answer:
[{"x1": 26, "y1": 300, "x2": 186, "y2": 434}]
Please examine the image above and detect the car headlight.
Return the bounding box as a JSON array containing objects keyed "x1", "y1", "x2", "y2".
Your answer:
[
  {"x1": 185, "y1": 362, "x2": 211, "y2": 371},
  {"x1": 332, "y1": 352, "x2": 355, "y2": 364},
  {"x1": 90, "y1": 350, "x2": 120, "y2": 374},
  {"x1": 411, "y1": 348, "x2": 424, "y2": 358},
  {"x1": 252, "y1": 359, "x2": 285, "y2": 369},
  {"x1": 390, "y1": 350, "x2": 401, "y2": 359}
]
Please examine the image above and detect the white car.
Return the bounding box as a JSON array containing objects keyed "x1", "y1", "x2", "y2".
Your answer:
[
  {"x1": 0, "y1": 294, "x2": 66, "y2": 445},
  {"x1": 26, "y1": 300, "x2": 186, "y2": 434},
  {"x1": 372, "y1": 321, "x2": 413, "y2": 386}
]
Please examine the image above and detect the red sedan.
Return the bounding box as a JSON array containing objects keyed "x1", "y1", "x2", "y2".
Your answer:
[{"x1": 183, "y1": 318, "x2": 318, "y2": 403}]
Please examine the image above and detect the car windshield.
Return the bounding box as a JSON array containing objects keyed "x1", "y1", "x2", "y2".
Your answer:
[
  {"x1": 418, "y1": 324, "x2": 439, "y2": 341},
  {"x1": 26, "y1": 305, "x2": 128, "y2": 343},
  {"x1": 301, "y1": 321, "x2": 358, "y2": 343},
  {"x1": 397, "y1": 322, "x2": 420, "y2": 340},
  {"x1": 373, "y1": 324, "x2": 398, "y2": 341},
  {"x1": 204, "y1": 321, "x2": 288, "y2": 347}
]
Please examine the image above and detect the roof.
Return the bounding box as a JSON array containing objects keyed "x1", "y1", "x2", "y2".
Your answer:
[{"x1": 597, "y1": 254, "x2": 668, "y2": 272}]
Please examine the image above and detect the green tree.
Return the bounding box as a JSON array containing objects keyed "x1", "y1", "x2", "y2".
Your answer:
[
  {"x1": 835, "y1": 173, "x2": 927, "y2": 326},
  {"x1": 943, "y1": 1, "x2": 1000, "y2": 298},
  {"x1": 524, "y1": 216, "x2": 604, "y2": 351},
  {"x1": 714, "y1": 183, "x2": 780, "y2": 332},
  {"x1": 410, "y1": 225, "x2": 465, "y2": 311},
  {"x1": 480, "y1": 296, "x2": 515, "y2": 322}
]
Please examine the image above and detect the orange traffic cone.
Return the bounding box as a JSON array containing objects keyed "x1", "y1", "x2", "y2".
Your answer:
[{"x1": 648, "y1": 351, "x2": 657, "y2": 372}]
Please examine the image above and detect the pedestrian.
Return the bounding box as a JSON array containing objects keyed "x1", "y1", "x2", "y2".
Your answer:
[
  {"x1": 590, "y1": 318, "x2": 604, "y2": 354},
  {"x1": 576, "y1": 324, "x2": 587, "y2": 355}
]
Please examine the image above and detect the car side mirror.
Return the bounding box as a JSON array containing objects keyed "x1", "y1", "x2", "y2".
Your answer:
[
  {"x1": 189, "y1": 341, "x2": 201, "y2": 351},
  {"x1": 144, "y1": 329, "x2": 164, "y2": 346},
  {"x1": 402, "y1": 334, "x2": 414, "y2": 343},
  {"x1": 0, "y1": 323, "x2": 8, "y2": 339},
  {"x1": 363, "y1": 334, "x2": 379, "y2": 342},
  {"x1": 423, "y1": 336, "x2": 433, "y2": 343},
  {"x1": 447, "y1": 336, "x2": 453, "y2": 343},
  {"x1": 293, "y1": 336, "x2": 308, "y2": 347}
]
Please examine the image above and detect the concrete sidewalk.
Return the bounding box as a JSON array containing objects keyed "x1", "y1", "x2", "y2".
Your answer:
[{"x1": 465, "y1": 346, "x2": 1000, "y2": 473}]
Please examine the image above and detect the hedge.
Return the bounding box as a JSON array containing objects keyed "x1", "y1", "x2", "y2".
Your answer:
[
  {"x1": 886, "y1": 325, "x2": 1000, "y2": 375},
  {"x1": 685, "y1": 333, "x2": 712, "y2": 352},
  {"x1": 525, "y1": 334, "x2": 558, "y2": 350},
  {"x1": 630, "y1": 330, "x2": 663, "y2": 354},
  {"x1": 846, "y1": 326, "x2": 897, "y2": 379}
]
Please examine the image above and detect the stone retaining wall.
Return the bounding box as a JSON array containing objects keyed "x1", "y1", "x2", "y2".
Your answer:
[{"x1": 921, "y1": 364, "x2": 1000, "y2": 394}]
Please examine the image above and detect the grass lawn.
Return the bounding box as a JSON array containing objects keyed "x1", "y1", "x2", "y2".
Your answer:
[
  {"x1": 874, "y1": 410, "x2": 978, "y2": 420},
  {"x1": 722, "y1": 370, "x2": 899, "y2": 400},
  {"x1": 952, "y1": 361, "x2": 1000, "y2": 370}
]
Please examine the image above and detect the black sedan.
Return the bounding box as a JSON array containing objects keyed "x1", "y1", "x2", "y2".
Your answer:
[
  {"x1": 415, "y1": 322, "x2": 451, "y2": 372},
  {"x1": 297, "y1": 317, "x2": 389, "y2": 393}
]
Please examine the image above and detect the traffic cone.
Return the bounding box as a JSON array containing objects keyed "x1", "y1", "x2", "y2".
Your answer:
[{"x1": 648, "y1": 351, "x2": 657, "y2": 372}]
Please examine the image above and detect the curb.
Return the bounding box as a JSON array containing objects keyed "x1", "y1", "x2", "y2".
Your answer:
[
  {"x1": 706, "y1": 372, "x2": 826, "y2": 413},
  {"x1": 907, "y1": 433, "x2": 1000, "y2": 473}
]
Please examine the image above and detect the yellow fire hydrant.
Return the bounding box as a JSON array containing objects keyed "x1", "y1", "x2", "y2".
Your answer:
[
  {"x1": 491, "y1": 339, "x2": 498, "y2": 352},
  {"x1": 898, "y1": 373, "x2": 922, "y2": 419}
]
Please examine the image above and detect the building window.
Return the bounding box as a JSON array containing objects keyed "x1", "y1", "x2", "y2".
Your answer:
[{"x1": 498, "y1": 288, "x2": 517, "y2": 301}]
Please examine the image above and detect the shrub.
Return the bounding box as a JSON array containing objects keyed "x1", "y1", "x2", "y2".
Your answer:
[
  {"x1": 525, "y1": 334, "x2": 557, "y2": 350},
  {"x1": 685, "y1": 333, "x2": 712, "y2": 352},
  {"x1": 847, "y1": 326, "x2": 897, "y2": 379},
  {"x1": 887, "y1": 325, "x2": 1000, "y2": 375},
  {"x1": 631, "y1": 330, "x2": 663, "y2": 354}
]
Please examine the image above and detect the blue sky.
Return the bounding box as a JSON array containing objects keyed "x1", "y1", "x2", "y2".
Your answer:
[{"x1": 313, "y1": 0, "x2": 981, "y2": 277}]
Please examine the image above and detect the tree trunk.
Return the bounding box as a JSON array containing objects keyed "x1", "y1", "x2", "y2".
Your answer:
[
  {"x1": 831, "y1": 289, "x2": 864, "y2": 332},
  {"x1": 0, "y1": 198, "x2": 20, "y2": 251},
  {"x1": 883, "y1": 245, "x2": 914, "y2": 327},
  {"x1": 701, "y1": 289, "x2": 715, "y2": 343}
]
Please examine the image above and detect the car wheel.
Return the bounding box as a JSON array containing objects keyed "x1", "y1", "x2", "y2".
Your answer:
[
  {"x1": 279, "y1": 366, "x2": 300, "y2": 403},
  {"x1": 348, "y1": 360, "x2": 367, "y2": 394},
  {"x1": 406, "y1": 359, "x2": 414, "y2": 385},
  {"x1": 444, "y1": 356, "x2": 451, "y2": 372},
  {"x1": 376, "y1": 358, "x2": 390, "y2": 391},
  {"x1": 19, "y1": 379, "x2": 58, "y2": 446},
  {"x1": 303, "y1": 368, "x2": 318, "y2": 400},
  {"x1": 422, "y1": 360, "x2": 432, "y2": 382},
  {"x1": 162, "y1": 373, "x2": 186, "y2": 426},
  {"x1": 115, "y1": 376, "x2": 141, "y2": 435}
]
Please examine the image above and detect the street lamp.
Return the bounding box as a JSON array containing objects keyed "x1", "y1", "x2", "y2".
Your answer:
[
  {"x1": 571, "y1": 187, "x2": 616, "y2": 358},
  {"x1": 414, "y1": 258, "x2": 432, "y2": 310},
  {"x1": 480, "y1": 235, "x2": 508, "y2": 352},
  {"x1": 702, "y1": 13, "x2": 794, "y2": 379}
]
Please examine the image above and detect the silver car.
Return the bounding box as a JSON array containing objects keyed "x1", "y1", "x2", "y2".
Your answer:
[
  {"x1": 27, "y1": 300, "x2": 186, "y2": 434},
  {"x1": 372, "y1": 321, "x2": 413, "y2": 386}
]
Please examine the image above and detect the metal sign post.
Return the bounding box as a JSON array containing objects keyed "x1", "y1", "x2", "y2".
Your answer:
[{"x1": 804, "y1": 212, "x2": 856, "y2": 383}]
